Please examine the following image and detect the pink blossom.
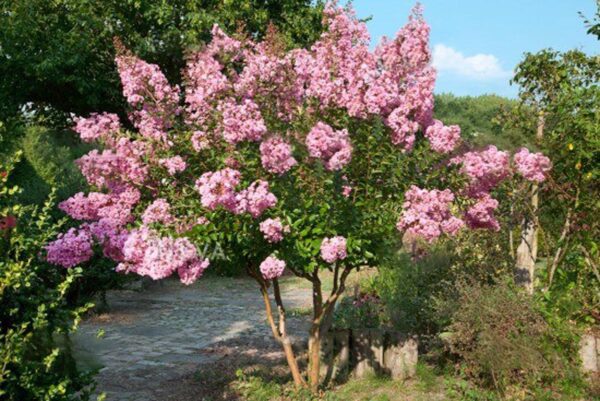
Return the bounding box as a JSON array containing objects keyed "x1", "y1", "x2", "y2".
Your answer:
[
  {"x1": 207, "y1": 24, "x2": 242, "y2": 57},
  {"x1": 464, "y1": 194, "x2": 500, "y2": 231},
  {"x1": 46, "y1": 228, "x2": 94, "y2": 268},
  {"x1": 184, "y1": 51, "x2": 229, "y2": 126},
  {"x1": 259, "y1": 137, "x2": 297, "y2": 175},
  {"x1": 396, "y1": 186, "x2": 464, "y2": 242},
  {"x1": 513, "y1": 148, "x2": 551, "y2": 182},
  {"x1": 191, "y1": 130, "x2": 210, "y2": 151},
  {"x1": 259, "y1": 218, "x2": 290, "y2": 243},
  {"x1": 116, "y1": 54, "x2": 180, "y2": 143},
  {"x1": 142, "y1": 198, "x2": 174, "y2": 225},
  {"x1": 118, "y1": 228, "x2": 201, "y2": 281},
  {"x1": 259, "y1": 256, "x2": 286, "y2": 280},
  {"x1": 178, "y1": 258, "x2": 210, "y2": 285},
  {"x1": 320, "y1": 236, "x2": 348, "y2": 264},
  {"x1": 306, "y1": 122, "x2": 352, "y2": 171},
  {"x1": 219, "y1": 98, "x2": 267, "y2": 144},
  {"x1": 386, "y1": 106, "x2": 418, "y2": 150},
  {"x1": 159, "y1": 156, "x2": 187, "y2": 175},
  {"x1": 452, "y1": 146, "x2": 511, "y2": 196},
  {"x1": 74, "y1": 113, "x2": 120, "y2": 143},
  {"x1": 425, "y1": 119, "x2": 461, "y2": 154},
  {"x1": 235, "y1": 180, "x2": 277, "y2": 218},
  {"x1": 195, "y1": 168, "x2": 241, "y2": 211},
  {"x1": 342, "y1": 185, "x2": 352, "y2": 198},
  {"x1": 59, "y1": 192, "x2": 112, "y2": 221}
]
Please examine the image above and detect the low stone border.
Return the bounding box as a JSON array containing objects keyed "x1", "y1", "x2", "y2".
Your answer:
[{"x1": 320, "y1": 328, "x2": 418, "y2": 384}]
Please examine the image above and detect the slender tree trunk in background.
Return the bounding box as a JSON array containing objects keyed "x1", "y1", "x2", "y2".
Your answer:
[{"x1": 515, "y1": 112, "x2": 544, "y2": 294}]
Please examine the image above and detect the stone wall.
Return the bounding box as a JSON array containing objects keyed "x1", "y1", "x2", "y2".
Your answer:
[{"x1": 320, "y1": 329, "x2": 418, "y2": 384}]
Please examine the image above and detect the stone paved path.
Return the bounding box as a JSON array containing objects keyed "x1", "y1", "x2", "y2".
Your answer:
[{"x1": 73, "y1": 277, "x2": 312, "y2": 401}]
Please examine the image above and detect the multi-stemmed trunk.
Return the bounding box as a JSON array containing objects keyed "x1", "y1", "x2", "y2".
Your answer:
[{"x1": 250, "y1": 263, "x2": 352, "y2": 392}]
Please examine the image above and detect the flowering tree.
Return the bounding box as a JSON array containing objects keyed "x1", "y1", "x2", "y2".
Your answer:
[{"x1": 45, "y1": 4, "x2": 551, "y2": 390}]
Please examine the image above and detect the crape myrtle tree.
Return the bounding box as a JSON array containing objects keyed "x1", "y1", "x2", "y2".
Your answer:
[{"x1": 44, "y1": 4, "x2": 551, "y2": 390}]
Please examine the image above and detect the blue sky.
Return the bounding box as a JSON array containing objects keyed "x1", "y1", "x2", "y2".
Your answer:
[{"x1": 352, "y1": 0, "x2": 599, "y2": 97}]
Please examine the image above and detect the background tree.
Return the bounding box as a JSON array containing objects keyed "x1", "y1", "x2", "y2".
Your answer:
[
  {"x1": 508, "y1": 49, "x2": 599, "y2": 319},
  {"x1": 0, "y1": 0, "x2": 324, "y2": 123}
]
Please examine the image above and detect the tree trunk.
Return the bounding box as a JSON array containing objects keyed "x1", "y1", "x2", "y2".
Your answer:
[
  {"x1": 247, "y1": 263, "x2": 306, "y2": 388},
  {"x1": 306, "y1": 266, "x2": 351, "y2": 392},
  {"x1": 515, "y1": 112, "x2": 544, "y2": 294},
  {"x1": 515, "y1": 184, "x2": 539, "y2": 294}
]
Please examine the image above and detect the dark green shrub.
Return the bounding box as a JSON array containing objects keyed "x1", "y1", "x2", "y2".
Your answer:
[
  {"x1": 0, "y1": 152, "x2": 95, "y2": 400},
  {"x1": 440, "y1": 279, "x2": 581, "y2": 393}
]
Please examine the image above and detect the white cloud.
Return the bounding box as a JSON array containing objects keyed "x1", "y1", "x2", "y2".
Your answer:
[{"x1": 432, "y1": 44, "x2": 510, "y2": 80}]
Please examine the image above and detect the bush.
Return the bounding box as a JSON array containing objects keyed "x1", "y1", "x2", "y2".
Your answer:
[
  {"x1": 0, "y1": 152, "x2": 94, "y2": 400},
  {"x1": 440, "y1": 279, "x2": 582, "y2": 394}
]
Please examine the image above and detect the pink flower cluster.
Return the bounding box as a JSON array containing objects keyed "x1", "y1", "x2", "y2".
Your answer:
[
  {"x1": 513, "y1": 148, "x2": 551, "y2": 182},
  {"x1": 195, "y1": 168, "x2": 241, "y2": 212},
  {"x1": 259, "y1": 218, "x2": 290, "y2": 243},
  {"x1": 425, "y1": 119, "x2": 461, "y2": 154},
  {"x1": 116, "y1": 55, "x2": 180, "y2": 143},
  {"x1": 191, "y1": 130, "x2": 210, "y2": 151},
  {"x1": 45, "y1": 228, "x2": 94, "y2": 268},
  {"x1": 117, "y1": 227, "x2": 209, "y2": 285},
  {"x1": 320, "y1": 236, "x2": 347, "y2": 264},
  {"x1": 142, "y1": 198, "x2": 173, "y2": 225},
  {"x1": 464, "y1": 194, "x2": 500, "y2": 231},
  {"x1": 219, "y1": 98, "x2": 267, "y2": 144},
  {"x1": 185, "y1": 52, "x2": 229, "y2": 126},
  {"x1": 74, "y1": 113, "x2": 120, "y2": 143},
  {"x1": 75, "y1": 138, "x2": 151, "y2": 190},
  {"x1": 259, "y1": 256, "x2": 286, "y2": 280},
  {"x1": 397, "y1": 186, "x2": 464, "y2": 242},
  {"x1": 235, "y1": 180, "x2": 278, "y2": 218},
  {"x1": 306, "y1": 122, "x2": 352, "y2": 171},
  {"x1": 159, "y1": 156, "x2": 187, "y2": 175},
  {"x1": 259, "y1": 137, "x2": 297, "y2": 175},
  {"x1": 59, "y1": 192, "x2": 111, "y2": 221},
  {"x1": 452, "y1": 146, "x2": 511, "y2": 196},
  {"x1": 195, "y1": 169, "x2": 277, "y2": 218}
]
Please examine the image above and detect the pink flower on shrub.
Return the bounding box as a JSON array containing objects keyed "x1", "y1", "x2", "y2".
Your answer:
[
  {"x1": 159, "y1": 156, "x2": 187, "y2": 175},
  {"x1": 195, "y1": 168, "x2": 241, "y2": 211},
  {"x1": 259, "y1": 218, "x2": 290, "y2": 243},
  {"x1": 306, "y1": 122, "x2": 352, "y2": 171},
  {"x1": 118, "y1": 228, "x2": 203, "y2": 282},
  {"x1": 425, "y1": 119, "x2": 461, "y2": 154},
  {"x1": 74, "y1": 113, "x2": 120, "y2": 143},
  {"x1": 46, "y1": 228, "x2": 94, "y2": 268},
  {"x1": 191, "y1": 130, "x2": 210, "y2": 151},
  {"x1": 142, "y1": 198, "x2": 174, "y2": 225},
  {"x1": 116, "y1": 54, "x2": 180, "y2": 143},
  {"x1": 452, "y1": 145, "x2": 511, "y2": 196},
  {"x1": 513, "y1": 148, "x2": 551, "y2": 182},
  {"x1": 260, "y1": 137, "x2": 297, "y2": 175},
  {"x1": 59, "y1": 192, "x2": 112, "y2": 221},
  {"x1": 320, "y1": 236, "x2": 347, "y2": 263},
  {"x1": 219, "y1": 98, "x2": 267, "y2": 144},
  {"x1": 185, "y1": 52, "x2": 229, "y2": 126},
  {"x1": 259, "y1": 256, "x2": 286, "y2": 280},
  {"x1": 464, "y1": 194, "x2": 500, "y2": 231},
  {"x1": 385, "y1": 106, "x2": 419, "y2": 151},
  {"x1": 396, "y1": 185, "x2": 464, "y2": 242},
  {"x1": 235, "y1": 180, "x2": 278, "y2": 218},
  {"x1": 178, "y1": 258, "x2": 210, "y2": 285}
]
